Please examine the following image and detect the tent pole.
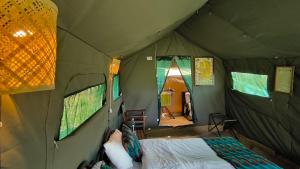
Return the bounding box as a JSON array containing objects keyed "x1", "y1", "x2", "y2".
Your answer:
[{"x1": 108, "y1": 63, "x2": 113, "y2": 127}]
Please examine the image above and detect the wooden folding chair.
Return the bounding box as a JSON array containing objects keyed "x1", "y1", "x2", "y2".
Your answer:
[{"x1": 122, "y1": 102, "x2": 147, "y2": 132}]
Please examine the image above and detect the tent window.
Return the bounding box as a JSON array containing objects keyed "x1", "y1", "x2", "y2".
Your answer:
[
  {"x1": 231, "y1": 72, "x2": 269, "y2": 98},
  {"x1": 113, "y1": 75, "x2": 120, "y2": 100},
  {"x1": 58, "y1": 83, "x2": 106, "y2": 140}
]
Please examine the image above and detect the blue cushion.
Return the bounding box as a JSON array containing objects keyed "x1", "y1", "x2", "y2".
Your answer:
[{"x1": 122, "y1": 124, "x2": 143, "y2": 162}]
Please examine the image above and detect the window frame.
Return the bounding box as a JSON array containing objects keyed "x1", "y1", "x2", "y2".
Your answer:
[{"x1": 58, "y1": 83, "x2": 107, "y2": 141}]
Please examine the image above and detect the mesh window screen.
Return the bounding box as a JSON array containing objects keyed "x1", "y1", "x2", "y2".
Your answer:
[
  {"x1": 59, "y1": 84, "x2": 106, "y2": 140},
  {"x1": 113, "y1": 75, "x2": 120, "y2": 100},
  {"x1": 231, "y1": 72, "x2": 269, "y2": 98}
]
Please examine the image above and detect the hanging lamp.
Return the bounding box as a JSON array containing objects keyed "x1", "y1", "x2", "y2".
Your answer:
[{"x1": 0, "y1": 0, "x2": 58, "y2": 94}]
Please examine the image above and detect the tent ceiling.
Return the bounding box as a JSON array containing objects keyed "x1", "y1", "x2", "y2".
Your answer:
[
  {"x1": 178, "y1": 0, "x2": 300, "y2": 59},
  {"x1": 53, "y1": 0, "x2": 208, "y2": 56}
]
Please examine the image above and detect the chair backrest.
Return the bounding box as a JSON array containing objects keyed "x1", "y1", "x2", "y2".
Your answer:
[
  {"x1": 124, "y1": 110, "x2": 144, "y2": 121},
  {"x1": 223, "y1": 119, "x2": 238, "y2": 131},
  {"x1": 121, "y1": 101, "x2": 145, "y2": 120}
]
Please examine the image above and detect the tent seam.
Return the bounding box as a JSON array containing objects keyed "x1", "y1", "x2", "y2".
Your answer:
[{"x1": 57, "y1": 26, "x2": 113, "y2": 59}]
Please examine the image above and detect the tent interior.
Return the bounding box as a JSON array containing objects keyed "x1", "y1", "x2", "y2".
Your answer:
[{"x1": 1, "y1": 0, "x2": 300, "y2": 168}]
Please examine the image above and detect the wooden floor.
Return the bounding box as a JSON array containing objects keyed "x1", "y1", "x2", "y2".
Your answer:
[
  {"x1": 144, "y1": 124, "x2": 300, "y2": 169},
  {"x1": 159, "y1": 115, "x2": 193, "y2": 127}
]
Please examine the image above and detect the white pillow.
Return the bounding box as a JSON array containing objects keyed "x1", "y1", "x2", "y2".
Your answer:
[
  {"x1": 109, "y1": 129, "x2": 122, "y2": 143},
  {"x1": 104, "y1": 140, "x2": 133, "y2": 169},
  {"x1": 91, "y1": 161, "x2": 103, "y2": 169}
]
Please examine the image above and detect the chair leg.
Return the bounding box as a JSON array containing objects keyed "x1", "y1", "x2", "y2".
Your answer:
[
  {"x1": 208, "y1": 114, "x2": 211, "y2": 131},
  {"x1": 212, "y1": 117, "x2": 221, "y2": 137},
  {"x1": 143, "y1": 120, "x2": 145, "y2": 133}
]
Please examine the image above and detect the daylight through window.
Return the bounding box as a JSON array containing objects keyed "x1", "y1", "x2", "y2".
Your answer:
[
  {"x1": 59, "y1": 84, "x2": 106, "y2": 140},
  {"x1": 231, "y1": 72, "x2": 269, "y2": 98}
]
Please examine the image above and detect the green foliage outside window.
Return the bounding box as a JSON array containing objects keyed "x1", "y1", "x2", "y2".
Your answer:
[
  {"x1": 59, "y1": 84, "x2": 106, "y2": 140},
  {"x1": 113, "y1": 75, "x2": 120, "y2": 100},
  {"x1": 231, "y1": 72, "x2": 269, "y2": 98}
]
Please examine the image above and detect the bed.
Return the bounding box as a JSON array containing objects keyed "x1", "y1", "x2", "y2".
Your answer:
[
  {"x1": 85, "y1": 128, "x2": 282, "y2": 169},
  {"x1": 139, "y1": 137, "x2": 282, "y2": 169},
  {"x1": 140, "y1": 137, "x2": 234, "y2": 169}
]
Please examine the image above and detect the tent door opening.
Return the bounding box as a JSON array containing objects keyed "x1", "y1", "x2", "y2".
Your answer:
[{"x1": 156, "y1": 57, "x2": 193, "y2": 127}]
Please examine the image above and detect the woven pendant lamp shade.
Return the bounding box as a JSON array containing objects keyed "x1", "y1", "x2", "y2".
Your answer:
[{"x1": 0, "y1": 0, "x2": 58, "y2": 94}]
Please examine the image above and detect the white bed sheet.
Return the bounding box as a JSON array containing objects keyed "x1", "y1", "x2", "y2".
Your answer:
[
  {"x1": 139, "y1": 138, "x2": 234, "y2": 169},
  {"x1": 132, "y1": 162, "x2": 142, "y2": 169},
  {"x1": 111, "y1": 161, "x2": 142, "y2": 169}
]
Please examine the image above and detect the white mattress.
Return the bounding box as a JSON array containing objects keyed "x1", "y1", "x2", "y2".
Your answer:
[{"x1": 139, "y1": 138, "x2": 234, "y2": 169}]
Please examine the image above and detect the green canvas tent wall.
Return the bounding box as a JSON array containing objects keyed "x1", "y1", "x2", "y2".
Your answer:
[
  {"x1": 1, "y1": 0, "x2": 300, "y2": 168},
  {"x1": 120, "y1": 32, "x2": 225, "y2": 127},
  {"x1": 177, "y1": 0, "x2": 300, "y2": 163}
]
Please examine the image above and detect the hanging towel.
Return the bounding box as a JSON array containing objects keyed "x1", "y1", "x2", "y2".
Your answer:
[{"x1": 161, "y1": 91, "x2": 172, "y2": 106}]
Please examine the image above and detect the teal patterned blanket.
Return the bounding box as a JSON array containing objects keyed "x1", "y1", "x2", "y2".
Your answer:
[{"x1": 203, "y1": 137, "x2": 282, "y2": 169}]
